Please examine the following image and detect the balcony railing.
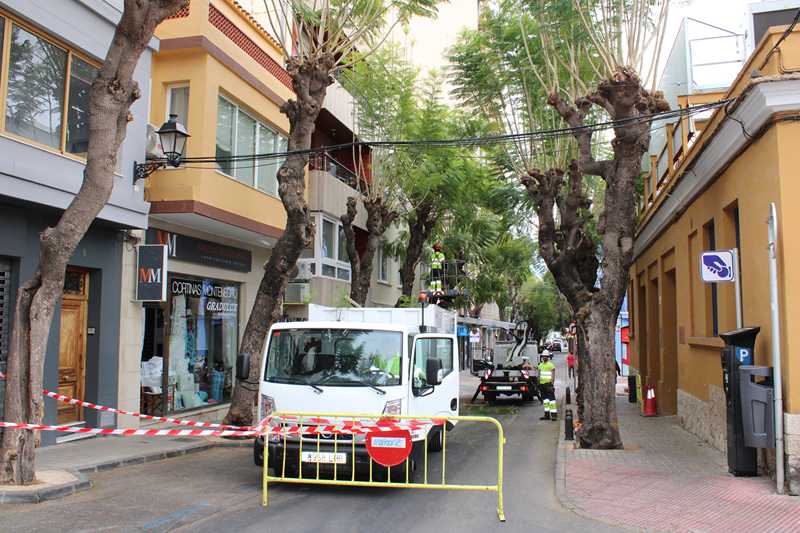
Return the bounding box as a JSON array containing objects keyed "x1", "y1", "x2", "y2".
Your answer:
[
  {"x1": 638, "y1": 115, "x2": 697, "y2": 218},
  {"x1": 309, "y1": 151, "x2": 359, "y2": 189}
]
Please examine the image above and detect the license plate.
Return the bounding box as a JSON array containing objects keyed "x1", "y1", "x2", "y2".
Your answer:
[
  {"x1": 301, "y1": 451, "x2": 347, "y2": 464},
  {"x1": 496, "y1": 385, "x2": 512, "y2": 391}
]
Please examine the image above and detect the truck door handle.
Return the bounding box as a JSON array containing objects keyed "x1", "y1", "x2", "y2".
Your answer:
[{"x1": 451, "y1": 398, "x2": 458, "y2": 411}]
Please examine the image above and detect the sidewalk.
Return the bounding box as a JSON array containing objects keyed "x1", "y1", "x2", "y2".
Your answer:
[
  {"x1": 557, "y1": 396, "x2": 800, "y2": 532},
  {"x1": 0, "y1": 434, "x2": 248, "y2": 503},
  {"x1": 37, "y1": 433, "x2": 244, "y2": 473}
]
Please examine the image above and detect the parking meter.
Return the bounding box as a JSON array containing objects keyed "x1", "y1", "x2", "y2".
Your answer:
[{"x1": 719, "y1": 327, "x2": 760, "y2": 476}]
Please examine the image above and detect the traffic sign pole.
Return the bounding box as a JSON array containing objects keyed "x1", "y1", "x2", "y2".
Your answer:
[{"x1": 733, "y1": 248, "x2": 743, "y2": 328}]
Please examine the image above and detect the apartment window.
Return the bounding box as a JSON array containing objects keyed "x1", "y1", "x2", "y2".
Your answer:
[
  {"x1": 378, "y1": 245, "x2": 390, "y2": 283},
  {"x1": 317, "y1": 215, "x2": 350, "y2": 281},
  {"x1": 215, "y1": 95, "x2": 286, "y2": 196},
  {"x1": 65, "y1": 57, "x2": 96, "y2": 157},
  {"x1": 167, "y1": 84, "x2": 189, "y2": 127},
  {"x1": 0, "y1": 15, "x2": 100, "y2": 157}
]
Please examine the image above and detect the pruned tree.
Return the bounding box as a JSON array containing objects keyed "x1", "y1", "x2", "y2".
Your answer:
[
  {"x1": 337, "y1": 46, "x2": 415, "y2": 305},
  {"x1": 451, "y1": 0, "x2": 668, "y2": 448},
  {"x1": 340, "y1": 195, "x2": 398, "y2": 305},
  {"x1": 224, "y1": 0, "x2": 438, "y2": 426},
  {"x1": 0, "y1": 0, "x2": 189, "y2": 485}
]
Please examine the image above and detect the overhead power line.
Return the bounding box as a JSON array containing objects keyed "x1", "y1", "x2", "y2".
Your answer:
[{"x1": 178, "y1": 99, "x2": 733, "y2": 165}]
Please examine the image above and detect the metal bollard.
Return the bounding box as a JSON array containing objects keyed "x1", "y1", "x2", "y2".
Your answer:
[
  {"x1": 564, "y1": 409, "x2": 574, "y2": 441},
  {"x1": 565, "y1": 387, "x2": 571, "y2": 405}
]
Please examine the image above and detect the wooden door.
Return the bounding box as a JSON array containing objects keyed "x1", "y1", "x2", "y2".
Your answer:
[
  {"x1": 660, "y1": 269, "x2": 679, "y2": 415},
  {"x1": 58, "y1": 269, "x2": 89, "y2": 424}
]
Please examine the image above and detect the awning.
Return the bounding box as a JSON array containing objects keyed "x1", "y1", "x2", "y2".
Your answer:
[{"x1": 457, "y1": 316, "x2": 515, "y2": 330}]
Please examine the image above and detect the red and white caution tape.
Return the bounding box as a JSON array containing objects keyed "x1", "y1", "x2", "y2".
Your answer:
[
  {"x1": 0, "y1": 421, "x2": 262, "y2": 438},
  {"x1": 0, "y1": 371, "x2": 252, "y2": 431},
  {"x1": 1, "y1": 372, "x2": 442, "y2": 437},
  {"x1": 0, "y1": 420, "x2": 432, "y2": 438},
  {"x1": 41, "y1": 389, "x2": 252, "y2": 431}
]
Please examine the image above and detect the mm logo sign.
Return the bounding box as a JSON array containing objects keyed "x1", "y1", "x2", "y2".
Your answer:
[
  {"x1": 136, "y1": 245, "x2": 168, "y2": 301},
  {"x1": 139, "y1": 267, "x2": 162, "y2": 284}
]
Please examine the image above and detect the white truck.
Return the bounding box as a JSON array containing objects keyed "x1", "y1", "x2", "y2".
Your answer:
[{"x1": 244, "y1": 304, "x2": 460, "y2": 480}]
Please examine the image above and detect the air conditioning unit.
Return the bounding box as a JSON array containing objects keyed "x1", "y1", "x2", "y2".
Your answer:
[
  {"x1": 145, "y1": 123, "x2": 165, "y2": 159},
  {"x1": 284, "y1": 282, "x2": 310, "y2": 304}
]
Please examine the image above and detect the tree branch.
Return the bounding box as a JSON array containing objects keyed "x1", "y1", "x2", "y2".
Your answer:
[{"x1": 548, "y1": 92, "x2": 611, "y2": 178}]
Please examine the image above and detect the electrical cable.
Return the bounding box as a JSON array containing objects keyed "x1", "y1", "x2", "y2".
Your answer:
[
  {"x1": 176, "y1": 99, "x2": 732, "y2": 166},
  {"x1": 179, "y1": 122, "x2": 677, "y2": 172},
  {"x1": 759, "y1": 8, "x2": 800, "y2": 71}
]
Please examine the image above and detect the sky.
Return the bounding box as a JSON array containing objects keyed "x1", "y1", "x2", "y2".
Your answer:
[{"x1": 391, "y1": 0, "x2": 762, "y2": 100}]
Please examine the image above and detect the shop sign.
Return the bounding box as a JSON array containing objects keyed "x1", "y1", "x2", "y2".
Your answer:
[
  {"x1": 136, "y1": 245, "x2": 168, "y2": 301},
  {"x1": 146, "y1": 228, "x2": 251, "y2": 273},
  {"x1": 170, "y1": 278, "x2": 239, "y2": 315},
  {"x1": 365, "y1": 429, "x2": 412, "y2": 467}
]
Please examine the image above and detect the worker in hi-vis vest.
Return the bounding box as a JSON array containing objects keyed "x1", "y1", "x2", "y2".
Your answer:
[
  {"x1": 430, "y1": 243, "x2": 445, "y2": 294},
  {"x1": 538, "y1": 352, "x2": 557, "y2": 421}
]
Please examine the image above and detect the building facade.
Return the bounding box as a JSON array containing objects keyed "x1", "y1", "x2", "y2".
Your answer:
[
  {"x1": 629, "y1": 20, "x2": 800, "y2": 493},
  {"x1": 0, "y1": 0, "x2": 156, "y2": 444},
  {"x1": 119, "y1": 0, "x2": 292, "y2": 425}
]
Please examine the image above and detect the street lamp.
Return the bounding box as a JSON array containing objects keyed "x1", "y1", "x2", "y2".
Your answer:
[{"x1": 133, "y1": 114, "x2": 190, "y2": 184}]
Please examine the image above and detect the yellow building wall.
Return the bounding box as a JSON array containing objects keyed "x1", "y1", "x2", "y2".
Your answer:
[
  {"x1": 147, "y1": 0, "x2": 298, "y2": 233},
  {"x1": 630, "y1": 126, "x2": 783, "y2": 410},
  {"x1": 776, "y1": 121, "x2": 800, "y2": 413}
]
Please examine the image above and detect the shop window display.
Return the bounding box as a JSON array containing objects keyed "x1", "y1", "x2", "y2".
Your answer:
[{"x1": 141, "y1": 277, "x2": 239, "y2": 414}]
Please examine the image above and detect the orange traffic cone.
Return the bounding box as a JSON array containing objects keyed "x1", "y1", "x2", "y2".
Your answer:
[{"x1": 643, "y1": 386, "x2": 657, "y2": 417}]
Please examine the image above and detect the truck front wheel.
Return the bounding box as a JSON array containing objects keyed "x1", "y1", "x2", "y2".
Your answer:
[
  {"x1": 427, "y1": 427, "x2": 444, "y2": 452},
  {"x1": 254, "y1": 439, "x2": 264, "y2": 467}
]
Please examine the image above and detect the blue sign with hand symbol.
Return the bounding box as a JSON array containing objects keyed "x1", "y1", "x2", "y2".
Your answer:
[{"x1": 700, "y1": 250, "x2": 735, "y2": 282}]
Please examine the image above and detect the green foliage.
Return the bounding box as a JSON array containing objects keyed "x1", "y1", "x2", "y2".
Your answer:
[
  {"x1": 519, "y1": 274, "x2": 571, "y2": 342},
  {"x1": 448, "y1": 0, "x2": 598, "y2": 173},
  {"x1": 396, "y1": 295, "x2": 421, "y2": 308},
  {"x1": 342, "y1": 38, "x2": 535, "y2": 312}
]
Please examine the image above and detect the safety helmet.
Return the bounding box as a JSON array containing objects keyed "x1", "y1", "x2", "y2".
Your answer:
[{"x1": 433, "y1": 242, "x2": 442, "y2": 251}]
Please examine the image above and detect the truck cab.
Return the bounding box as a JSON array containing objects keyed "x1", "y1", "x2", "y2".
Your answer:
[{"x1": 252, "y1": 305, "x2": 459, "y2": 479}]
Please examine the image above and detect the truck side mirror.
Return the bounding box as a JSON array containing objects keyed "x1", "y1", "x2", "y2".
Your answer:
[
  {"x1": 426, "y1": 358, "x2": 442, "y2": 386},
  {"x1": 236, "y1": 352, "x2": 251, "y2": 381}
]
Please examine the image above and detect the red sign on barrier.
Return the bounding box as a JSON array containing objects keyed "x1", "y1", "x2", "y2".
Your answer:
[{"x1": 365, "y1": 430, "x2": 412, "y2": 467}]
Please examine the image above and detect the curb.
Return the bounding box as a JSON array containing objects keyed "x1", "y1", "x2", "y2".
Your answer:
[
  {"x1": 0, "y1": 470, "x2": 91, "y2": 504},
  {"x1": 554, "y1": 389, "x2": 576, "y2": 512},
  {"x1": 0, "y1": 437, "x2": 252, "y2": 504}
]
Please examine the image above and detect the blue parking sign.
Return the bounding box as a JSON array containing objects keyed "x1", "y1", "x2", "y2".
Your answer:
[{"x1": 700, "y1": 250, "x2": 736, "y2": 283}]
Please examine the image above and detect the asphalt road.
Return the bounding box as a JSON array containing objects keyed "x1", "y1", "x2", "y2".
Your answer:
[{"x1": 2, "y1": 352, "x2": 619, "y2": 532}]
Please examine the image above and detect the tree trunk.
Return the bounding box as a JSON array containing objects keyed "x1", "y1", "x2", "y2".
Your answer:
[
  {"x1": 224, "y1": 54, "x2": 334, "y2": 427},
  {"x1": 521, "y1": 68, "x2": 666, "y2": 449},
  {"x1": 341, "y1": 196, "x2": 397, "y2": 306},
  {"x1": 0, "y1": 0, "x2": 188, "y2": 485},
  {"x1": 397, "y1": 201, "x2": 436, "y2": 303},
  {"x1": 575, "y1": 314, "x2": 622, "y2": 446}
]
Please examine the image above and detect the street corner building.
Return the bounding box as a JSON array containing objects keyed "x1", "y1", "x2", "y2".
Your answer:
[
  {"x1": 0, "y1": 0, "x2": 297, "y2": 442},
  {"x1": 0, "y1": 0, "x2": 157, "y2": 444},
  {"x1": 627, "y1": 12, "x2": 800, "y2": 494}
]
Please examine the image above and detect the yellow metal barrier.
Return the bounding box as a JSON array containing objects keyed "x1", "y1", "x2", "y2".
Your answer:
[{"x1": 261, "y1": 411, "x2": 506, "y2": 522}]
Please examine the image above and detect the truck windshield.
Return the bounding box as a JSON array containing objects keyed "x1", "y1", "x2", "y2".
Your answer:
[{"x1": 264, "y1": 329, "x2": 403, "y2": 387}]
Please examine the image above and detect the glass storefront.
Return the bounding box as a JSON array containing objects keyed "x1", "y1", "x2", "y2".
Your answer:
[{"x1": 141, "y1": 275, "x2": 239, "y2": 415}]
